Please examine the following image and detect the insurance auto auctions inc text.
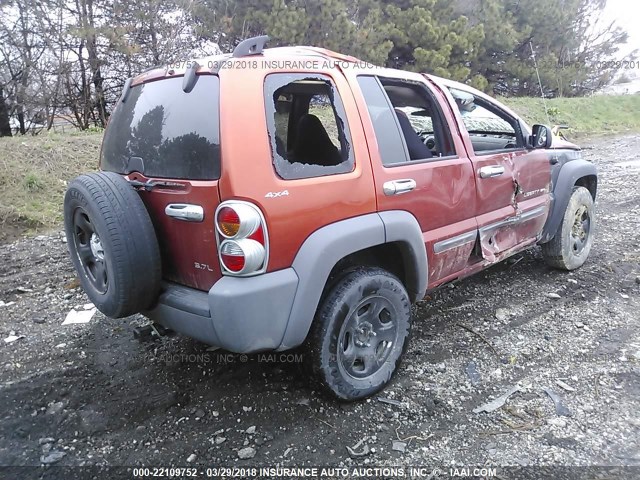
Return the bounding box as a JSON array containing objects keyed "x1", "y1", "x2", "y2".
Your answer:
[{"x1": 252, "y1": 466, "x2": 497, "y2": 478}]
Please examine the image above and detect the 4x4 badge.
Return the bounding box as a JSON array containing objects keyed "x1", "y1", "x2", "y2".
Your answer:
[{"x1": 265, "y1": 190, "x2": 289, "y2": 198}]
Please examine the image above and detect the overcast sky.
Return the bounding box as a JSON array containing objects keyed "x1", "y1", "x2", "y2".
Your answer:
[{"x1": 602, "y1": 0, "x2": 640, "y2": 58}]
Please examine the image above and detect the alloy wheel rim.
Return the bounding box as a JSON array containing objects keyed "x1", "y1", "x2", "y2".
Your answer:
[
  {"x1": 338, "y1": 295, "x2": 398, "y2": 379},
  {"x1": 570, "y1": 205, "x2": 591, "y2": 255},
  {"x1": 72, "y1": 208, "x2": 108, "y2": 294}
]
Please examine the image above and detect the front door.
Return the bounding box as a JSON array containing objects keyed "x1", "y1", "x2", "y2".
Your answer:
[{"x1": 444, "y1": 86, "x2": 550, "y2": 262}]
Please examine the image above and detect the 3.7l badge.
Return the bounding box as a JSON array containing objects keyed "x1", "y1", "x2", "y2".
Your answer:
[{"x1": 194, "y1": 262, "x2": 214, "y2": 271}]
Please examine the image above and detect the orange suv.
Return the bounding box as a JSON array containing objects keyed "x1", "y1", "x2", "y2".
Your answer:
[{"x1": 64, "y1": 36, "x2": 597, "y2": 400}]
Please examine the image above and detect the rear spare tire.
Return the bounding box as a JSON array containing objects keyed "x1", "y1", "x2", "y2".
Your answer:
[{"x1": 64, "y1": 172, "x2": 161, "y2": 318}]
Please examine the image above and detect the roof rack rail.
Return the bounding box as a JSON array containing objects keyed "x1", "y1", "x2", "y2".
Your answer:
[
  {"x1": 182, "y1": 61, "x2": 200, "y2": 93},
  {"x1": 232, "y1": 35, "x2": 269, "y2": 58},
  {"x1": 120, "y1": 78, "x2": 133, "y2": 103}
]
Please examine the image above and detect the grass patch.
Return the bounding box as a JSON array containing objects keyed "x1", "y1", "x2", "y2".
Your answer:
[
  {"x1": 0, "y1": 131, "x2": 102, "y2": 237},
  {"x1": 503, "y1": 95, "x2": 640, "y2": 139}
]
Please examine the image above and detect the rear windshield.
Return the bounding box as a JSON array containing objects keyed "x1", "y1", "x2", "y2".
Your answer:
[{"x1": 101, "y1": 75, "x2": 221, "y2": 180}]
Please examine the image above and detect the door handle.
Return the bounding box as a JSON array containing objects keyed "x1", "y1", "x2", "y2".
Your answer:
[
  {"x1": 383, "y1": 179, "x2": 417, "y2": 196},
  {"x1": 479, "y1": 165, "x2": 505, "y2": 178},
  {"x1": 165, "y1": 203, "x2": 204, "y2": 222}
]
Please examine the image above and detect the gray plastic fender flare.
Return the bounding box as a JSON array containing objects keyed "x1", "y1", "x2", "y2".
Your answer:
[
  {"x1": 276, "y1": 211, "x2": 428, "y2": 350},
  {"x1": 540, "y1": 159, "x2": 597, "y2": 243}
]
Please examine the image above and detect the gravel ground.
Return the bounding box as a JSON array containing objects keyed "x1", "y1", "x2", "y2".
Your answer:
[{"x1": 0, "y1": 135, "x2": 639, "y2": 477}]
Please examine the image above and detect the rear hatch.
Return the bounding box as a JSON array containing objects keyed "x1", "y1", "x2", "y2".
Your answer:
[{"x1": 100, "y1": 74, "x2": 222, "y2": 291}]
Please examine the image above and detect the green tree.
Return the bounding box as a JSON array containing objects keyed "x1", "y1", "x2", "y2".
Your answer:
[
  {"x1": 464, "y1": 0, "x2": 631, "y2": 97},
  {"x1": 384, "y1": 0, "x2": 484, "y2": 83},
  {"x1": 192, "y1": 0, "x2": 485, "y2": 82},
  {"x1": 192, "y1": 0, "x2": 393, "y2": 66}
]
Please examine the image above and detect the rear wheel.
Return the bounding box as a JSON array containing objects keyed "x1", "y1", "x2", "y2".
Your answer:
[
  {"x1": 305, "y1": 267, "x2": 412, "y2": 400},
  {"x1": 542, "y1": 186, "x2": 595, "y2": 270},
  {"x1": 64, "y1": 172, "x2": 161, "y2": 318}
]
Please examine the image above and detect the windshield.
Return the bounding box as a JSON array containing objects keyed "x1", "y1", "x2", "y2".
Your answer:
[{"x1": 101, "y1": 75, "x2": 221, "y2": 180}]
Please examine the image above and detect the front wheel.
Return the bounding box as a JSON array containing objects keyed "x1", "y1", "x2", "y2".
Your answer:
[
  {"x1": 305, "y1": 267, "x2": 412, "y2": 400},
  {"x1": 542, "y1": 186, "x2": 595, "y2": 270}
]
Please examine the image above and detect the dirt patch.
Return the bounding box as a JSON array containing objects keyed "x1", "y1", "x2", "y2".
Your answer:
[
  {"x1": 0, "y1": 136, "x2": 639, "y2": 474},
  {"x1": 0, "y1": 215, "x2": 38, "y2": 244}
]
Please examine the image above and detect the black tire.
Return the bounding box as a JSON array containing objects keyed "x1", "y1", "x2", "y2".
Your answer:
[
  {"x1": 542, "y1": 186, "x2": 595, "y2": 271},
  {"x1": 64, "y1": 172, "x2": 161, "y2": 318},
  {"x1": 305, "y1": 267, "x2": 412, "y2": 401}
]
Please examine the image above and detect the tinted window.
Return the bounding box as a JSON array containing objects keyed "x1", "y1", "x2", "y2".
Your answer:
[
  {"x1": 101, "y1": 75, "x2": 221, "y2": 180},
  {"x1": 265, "y1": 73, "x2": 353, "y2": 180},
  {"x1": 380, "y1": 78, "x2": 456, "y2": 161},
  {"x1": 356, "y1": 76, "x2": 407, "y2": 166}
]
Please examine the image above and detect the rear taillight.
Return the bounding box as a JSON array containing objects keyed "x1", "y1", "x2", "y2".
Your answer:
[
  {"x1": 217, "y1": 207, "x2": 240, "y2": 237},
  {"x1": 215, "y1": 201, "x2": 268, "y2": 276},
  {"x1": 219, "y1": 240, "x2": 245, "y2": 272}
]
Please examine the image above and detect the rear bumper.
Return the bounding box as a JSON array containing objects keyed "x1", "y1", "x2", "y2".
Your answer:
[{"x1": 143, "y1": 268, "x2": 299, "y2": 353}]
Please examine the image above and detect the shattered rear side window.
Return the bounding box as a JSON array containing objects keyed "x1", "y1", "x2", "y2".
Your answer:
[{"x1": 264, "y1": 73, "x2": 354, "y2": 180}]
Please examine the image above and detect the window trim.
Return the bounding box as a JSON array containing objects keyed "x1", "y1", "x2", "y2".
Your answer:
[
  {"x1": 366, "y1": 75, "x2": 458, "y2": 166},
  {"x1": 263, "y1": 72, "x2": 355, "y2": 181},
  {"x1": 382, "y1": 153, "x2": 460, "y2": 168},
  {"x1": 473, "y1": 146, "x2": 527, "y2": 157}
]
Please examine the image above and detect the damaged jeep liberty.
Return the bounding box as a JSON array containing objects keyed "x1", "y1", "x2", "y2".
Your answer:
[{"x1": 64, "y1": 36, "x2": 597, "y2": 400}]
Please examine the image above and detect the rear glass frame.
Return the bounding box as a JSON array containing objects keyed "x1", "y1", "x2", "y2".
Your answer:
[{"x1": 101, "y1": 75, "x2": 221, "y2": 180}]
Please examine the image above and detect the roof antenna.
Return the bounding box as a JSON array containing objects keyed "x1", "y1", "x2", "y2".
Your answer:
[{"x1": 529, "y1": 41, "x2": 552, "y2": 126}]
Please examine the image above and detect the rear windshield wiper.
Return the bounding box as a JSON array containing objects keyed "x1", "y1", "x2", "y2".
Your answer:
[{"x1": 127, "y1": 179, "x2": 186, "y2": 191}]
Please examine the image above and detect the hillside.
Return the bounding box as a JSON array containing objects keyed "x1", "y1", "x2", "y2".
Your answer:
[
  {"x1": 0, "y1": 132, "x2": 102, "y2": 241},
  {"x1": 503, "y1": 94, "x2": 640, "y2": 138}
]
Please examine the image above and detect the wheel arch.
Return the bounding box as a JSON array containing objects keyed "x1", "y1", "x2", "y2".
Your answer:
[
  {"x1": 575, "y1": 174, "x2": 597, "y2": 200},
  {"x1": 276, "y1": 211, "x2": 427, "y2": 350},
  {"x1": 540, "y1": 159, "x2": 597, "y2": 244}
]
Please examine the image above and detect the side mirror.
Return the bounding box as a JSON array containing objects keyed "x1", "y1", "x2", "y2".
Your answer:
[{"x1": 530, "y1": 124, "x2": 553, "y2": 149}]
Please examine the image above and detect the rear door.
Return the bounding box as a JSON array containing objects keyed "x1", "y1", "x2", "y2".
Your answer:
[
  {"x1": 101, "y1": 74, "x2": 222, "y2": 291},
  {"x1": 352, "y1": 73, "x2": 478, "y2": 287}
]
